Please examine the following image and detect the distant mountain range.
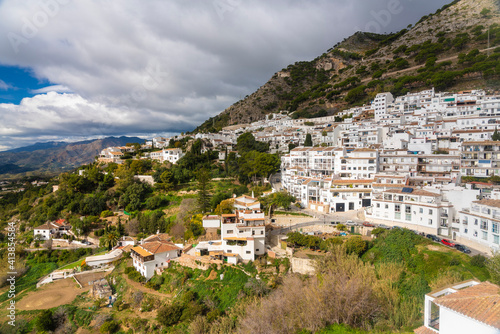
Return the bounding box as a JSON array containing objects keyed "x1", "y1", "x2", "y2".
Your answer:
[{"x1": 0, "y1": 136, "x2": 144, "y2": 179}]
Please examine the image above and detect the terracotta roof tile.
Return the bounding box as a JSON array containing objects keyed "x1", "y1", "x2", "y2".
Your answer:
[
  {"x1": 413, "y1": 326, "x2": 438, "y2": 334},
  {"x1": 140, "y1": 241, "x2": 180, "y2": 254},
  {"x1": 434, "y1": 282, "x2": 500, "y2": 329}
]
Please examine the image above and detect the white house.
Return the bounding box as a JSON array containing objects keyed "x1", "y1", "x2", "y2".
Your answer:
[
  {"x1": 368, "y1": 187, "x2": 454, "y2": 236},
  {"x1": 33, "y1": 223, "x2": 52, "y2": 241},
  {"x1": 131, "y1": 241, "x2": 181, "y2": 280},
  {"x1": 415, "y1": 280, "x2": 500, "y2": 334},
  {"x1": 202, "y1": 215, "x2": 221, "y2": 228}
]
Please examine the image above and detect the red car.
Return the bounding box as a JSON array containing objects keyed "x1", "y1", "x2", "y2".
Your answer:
[
  {"x1": 362, "y1": 221, "x2": 375, "y2": 227},
  {"x1": 441, "y1": 238, "x2": 455, "y2": 247}
]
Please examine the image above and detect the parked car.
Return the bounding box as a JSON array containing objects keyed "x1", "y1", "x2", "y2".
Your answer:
[
  {"x1": 441, "y1": 238, "x2": 455, "y2": 247},
  {"x1": 362, "y1": 221, "x2": 375, "y2": 227},
  {"x1": 426, "y1": 234, "x2": 441, "y2": 242},
  {"x1": 345, "y1": 221, "x2": 357, "y2": 226},
  {"x1": 454, "y1": 244, "x2": 471, "y2": 254},
  {"x1": 378, "y1": 224, "x2": 391, "y2": 230}
]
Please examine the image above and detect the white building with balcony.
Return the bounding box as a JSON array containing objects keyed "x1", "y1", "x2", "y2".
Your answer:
[
  {"x1": 367, "y1": 187, "x2": 454, "y2": 236},
  {"x1": 131, "y1": 241, "x2": 181, "y2": 280},
  {"x1": 458, "y1": 199, "x2": 500, "y2": 254}
]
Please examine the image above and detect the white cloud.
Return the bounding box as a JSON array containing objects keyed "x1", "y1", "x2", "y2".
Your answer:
[
  {"x1": 30, "y1": 84, "x2": 72, "y2": 94},
  {"x1": 0, "y1": 0, "x2": 451, "y2": 150},
  {"x1": 0, "y1": 79, "x2": 11, "y2": 90}
]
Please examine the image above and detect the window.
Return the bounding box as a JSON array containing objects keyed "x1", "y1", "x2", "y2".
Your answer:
[
  {"x1": 419, "y1": 208, "x2": 423, "y2": 214},
  {"x1": 429, "y1": 209, "x2": 433, "y2": 215},
  {"x1": 474, "y1": 219, "x2": 478, "y2": 226},
  {"x1": 226, "y1": 250, "x2": 232, "y2": 253},
  {"x1": 261, "y1": 230, "x2": 264, "y2": 234},
  {"x1": 428, "y1": 219, "x2": 432, "y2": 225},
  {"x1": 376, "y1": 203, "x2": 380, "y2": 208},
  {"x1": 395, "y1": 204, "x2": 401, "y2": 212},
  {"x1": 405, "y1": 206, "x2": 411, "y2": 213},
  {"x1": 480, "y1": 220, "x2": 488, "y2": 230},
  {"x1": 256, "y1": 249, "x2": 260, "y2": 252},
  {"x1": 227, "y1": 230, "x2": 233, "y2": 234},
  {"x1": 246, "y1": 251, "x2": 251, "y2": 254},
  {"x1": 385, "y1": 204, "x2": 389, "y2": 209},
  {"x1": 482, "y1": 231, "x2": 488, "y2": 240},
  {"x1": 494, "y1": 235, "x2": 500, "y2": 244},
  {"x1": 493, "y1": 223, "x2": 499, "y2": 234}
]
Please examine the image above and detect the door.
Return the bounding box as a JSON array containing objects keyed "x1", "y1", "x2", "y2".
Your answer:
[
  {"x1": 362, "y1": 199, "x2": 371, "y2": 207},
  {"x1": 336, "y1": 203, "x2": 345, "y2": 212}
]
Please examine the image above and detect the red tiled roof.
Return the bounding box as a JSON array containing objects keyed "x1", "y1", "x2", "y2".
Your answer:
[
  {"x1": 414, "y1": 326, "x2": 438, "y2": 334},
  {"x1": 140, "y1": 241, "x2": 180, "y2": 254},
  {"x1": 434, "y1": 282, "x2": 500, "y2": 329}
]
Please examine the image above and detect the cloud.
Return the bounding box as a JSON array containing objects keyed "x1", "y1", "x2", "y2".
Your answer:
[
  {"x1": 0, "y1": 0, "x2": 451, "y2": 150},
  {"x1": 30, "y1": 84, "x2": 72, "y2": 94},
  {"x1": 0, "y1": 79, "x2": 11, "y2": 90}
]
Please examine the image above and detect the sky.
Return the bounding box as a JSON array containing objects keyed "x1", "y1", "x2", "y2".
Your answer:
[{"x1": 0, "y1": 0, "x2": 452, "y2": 151}]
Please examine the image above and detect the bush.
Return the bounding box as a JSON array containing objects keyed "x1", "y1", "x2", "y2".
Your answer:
[
  {"x1": 157, "y1": 303, "x2": 184, "y2": 326},
  {"x1": 470, "y1": 254, "x2": 486, "y2": 268},
  {"x1": 35, "y1": 309, "x2": 55, "y2": 332},
  {"x1": 344, "y1": 236, "x2": 367, "y2": 256},
  {"x1": 100, "y1": 320, "x2": 120, "y2": 334}
]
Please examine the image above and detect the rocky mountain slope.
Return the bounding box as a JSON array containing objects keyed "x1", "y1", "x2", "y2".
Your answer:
[
  {"x1": 194, "y1": 0, "x2": 500, "y2": 133},
  {"x1": 0, "y1": 136, "x2": 144, "y2": 179}
]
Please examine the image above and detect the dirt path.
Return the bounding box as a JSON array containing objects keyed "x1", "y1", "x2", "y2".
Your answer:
[
  {"x1": 17, "y1": 278, "x2": 87, "y2": 310},
  {"x1": 122, "y1": 271, "x2": 170, "y2": 298}
]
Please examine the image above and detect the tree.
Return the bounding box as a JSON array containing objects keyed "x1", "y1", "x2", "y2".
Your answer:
[
  {"x1": 304, "y1": 134, "x2": 313, "y2": 147},
  {"x1": 236, "y1": 132, "x2": 268, "y2": 153},
  {"x1": 493, "y1": 128, "x2": 500, "y2": 141},
  {"x1": 337, "y1": 224, "x2": 347, "y2": 232},
  {"x1": 35, "y1": 309, "x2": 55, "y2": 332},
  {"x1": 100, "y1": 232, "x2": 119, "y2": 250},
  {"x1": 214, "y1": 198, "x2": 235, "y2": 215},
  {"x1": 117, "y1": 217, "x2": 125, "y2": 236},
  {"x1": 196, "y1": 168, "x2": 211, "y2": 213},
  {"x1": 487, "y1": 252, "x2": 500, "y2": 285},
  {"x1": 344, "y1": 236, "x2": 367, "y2": 256},
  {"x1": 157, "y1": 303, "x2": 184, "y2": 326}
]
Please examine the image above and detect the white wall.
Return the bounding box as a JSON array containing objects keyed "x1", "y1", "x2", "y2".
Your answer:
[{"x1": 440, "y1": 307, "x2": 500, "y2": 334}]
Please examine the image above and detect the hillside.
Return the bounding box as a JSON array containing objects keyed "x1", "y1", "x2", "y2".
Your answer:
[
  {"x1": 194, "y1": 0, "x2": 500, "y2": 133},
  {"x1": 0, "y1": 136, "x2": 144, "y2": 179}
]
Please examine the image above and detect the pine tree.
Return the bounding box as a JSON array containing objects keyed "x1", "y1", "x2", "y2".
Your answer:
[
  {"x1": 493, "y1": 128, "x2": 500, "y2": 141},
  {"x1": 304, "y1": 134, "x2": 313, "y2": 146},
  {"x1": 196, "y1": 168, "x2": 211, "y2": 213}
]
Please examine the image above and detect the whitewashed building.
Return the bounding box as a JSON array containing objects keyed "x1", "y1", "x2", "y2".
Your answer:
[{"x1": 415, "y1": 280, "x2": 500, "y2": 334}]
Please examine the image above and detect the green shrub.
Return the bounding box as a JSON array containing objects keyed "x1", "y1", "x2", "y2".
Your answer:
[
  {"x1": 157, "y1": 303, "x2": 184, "y2": 326},
  {"x1": 470, "y1": 254, "x2": 486, "y2": 268}
]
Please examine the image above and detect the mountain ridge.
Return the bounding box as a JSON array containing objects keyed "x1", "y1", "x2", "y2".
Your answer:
[{"x1": 0, "y1": 136, "x2": 144, "y2": 179}]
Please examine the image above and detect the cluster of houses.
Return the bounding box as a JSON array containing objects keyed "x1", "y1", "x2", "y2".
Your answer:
[
  {"x1": 265, "y1": 88, "x2": 500, "y2": 255},
  {"x1": 33, "y1": 219, "x2": 72, "y2": 240}
]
